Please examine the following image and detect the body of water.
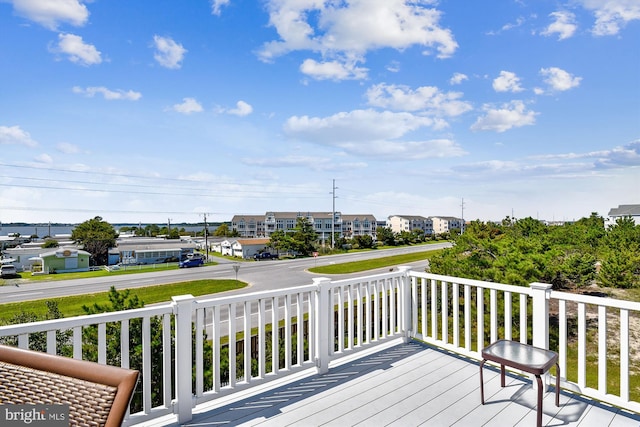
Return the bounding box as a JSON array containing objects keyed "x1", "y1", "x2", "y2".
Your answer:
[{"x1": 0, "y1": 224, "x2": 213, "y2": 238}]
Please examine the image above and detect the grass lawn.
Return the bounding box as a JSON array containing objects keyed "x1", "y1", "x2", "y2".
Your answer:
[
  {"x1": 0, "y1": 262, "x2": 214, "y2": 284},
  {"x1": 0, "y1": 279, "x2": 246, "y2": 323},
  {"x1": 308, "y1": 249, "x2": 441, "y2": 274}
]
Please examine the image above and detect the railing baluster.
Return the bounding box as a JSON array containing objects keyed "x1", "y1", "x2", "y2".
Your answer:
[
  {"x1": 452, "y1": 282, "x2": 459, "y2": 348},
  {"x1": 464, "y1": 284, "x2": 471, "y2": 351},
  {"x1": 162, "y1": 313, "x2": 171, "y2": 407},
  {"x1": 578, "y1": 302, "x2": 586, "y2": 388},
  {"x1": 558, "y1": 299, "x2": 566, "y2": 379},
  {"x1": 244, "y1": 300, "x2": 251, "y2": 382},
  {"x1": 431, "y1": 279, "x2": 437, "y2": 339},
  {"x1": 356, "y1": 283, "x2": 363, "y2": 347},
  {"x1": 504, "y1": 291, "x2": 512, "y2": 341},
  {"x1": 271, "y1": 297, "x2": 279, "y2": 374},
  {"x1": 490, "y1": 289, "x2": 497, "y2": 343},
  {"x1": 46, "y1": 330, "x2": 56, "y2": 355},
  {"x1": 98, "y1": 323, "x2": 106, "y2": 364},
  {"x1": 213, "y1": 305, "x2": 221, "y2": 391},
  {"x1": 337, "y1": 285, "x2": 345, "y2": 349},
  {"x1": 73, "y1": 326, "x2": 82, "y2": 359},
  {"x1": 421, "y1": 278, "x2": 427, "y2": 338},
  {"x1": 258, "y1": 298, "x2": 266, "y2": 379},
  {"x1": 196, "y1": 308, "x2": 204, "y2": 396},
  {"x1": 598, "y1": 305, "x2": 607, "y2": 393},
  {"x1": 121, "y1": 320, "x2": 129, "y2": 368},
  {"x1": 142, "y1": 316, "x2": 151, "y2": 413},
  {"x1": 229, "y1": 303, "x2": 236, "y2": 387},
  {"x1": 477, "y1": 287, "x2": 484, "y2": 350},
  {"x1": 297, "y1": 292, "x2": 304, "y2": 363},
  {"x1": 620, "y1": 308, "x2": 629, "y2": 401},
  {"x1": 442, "y1": 281, "x2": 448, "y2": 344},
  {"x1": 285, "y1": 294, "x2": 292, "y2": 367},
  {"x1": 519, "y1": 293, "x2": 527, "y2": 344}
]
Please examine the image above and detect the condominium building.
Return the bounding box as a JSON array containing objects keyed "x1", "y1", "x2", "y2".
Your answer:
[
  {"x1": 387, "y1": 215, "x2": 464, "y2": 235},
  {"x1": 231, "y1": 212, "x2": 377, "y2": 240}
]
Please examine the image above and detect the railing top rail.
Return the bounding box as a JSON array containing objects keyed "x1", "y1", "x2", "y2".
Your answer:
[
  {"x1": 194, "y1": 283, "x2": 318, "y2": 308},
  {"x1": 331, "y1": 269, "x2": 407, "y2": 286},
  {"x1": 408, "y1": 271, "x2": 534, "y2": 296},
  {"x1": 0, "y1": 303, "x2": 174, "y2": 336},
  {"x1": 550, "y1": 290, "x2": 640, "y2": 311}
]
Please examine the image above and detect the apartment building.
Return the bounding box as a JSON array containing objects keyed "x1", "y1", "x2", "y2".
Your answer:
[
  {"x1": 387, "y1": 215, "x2": 433, "y2": 234},
  {"x1": 388, "y1": 215, "x2": 464, "y2": 235},
  {"x1": 231, "y1": 211, "x2": 377, "y2": 240}
]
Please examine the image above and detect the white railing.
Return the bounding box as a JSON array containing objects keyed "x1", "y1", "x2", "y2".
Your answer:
[
  {"x1": 0, "y1": 267, "x2": 638, "y2": 425},
  {"x1": 407, "y1": 270, "x2": 640, "y2": 414}
]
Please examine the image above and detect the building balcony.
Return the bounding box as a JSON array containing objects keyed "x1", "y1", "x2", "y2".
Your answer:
[{"x1": 0, "y1": 269, "x2": 638, "y2": 426}]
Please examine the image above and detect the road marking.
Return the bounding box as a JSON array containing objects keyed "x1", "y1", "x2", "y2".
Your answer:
[{"x1": 3, "y1": 291, "x2": 43, "y2": 299}]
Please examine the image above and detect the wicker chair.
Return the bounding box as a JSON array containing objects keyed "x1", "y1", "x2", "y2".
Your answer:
[{"x1": 0, "y1": 344, "x2": 139, "y2": 427}]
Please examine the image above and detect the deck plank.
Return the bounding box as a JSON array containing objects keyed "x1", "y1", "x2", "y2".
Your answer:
[{"x1": 148, "y1": 341, "x2": 640, "y2": 427}]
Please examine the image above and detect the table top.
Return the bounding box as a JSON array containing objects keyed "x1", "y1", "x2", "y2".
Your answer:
[{"x1": 481, "y1": 340, "x2": 558, "y2": 374}]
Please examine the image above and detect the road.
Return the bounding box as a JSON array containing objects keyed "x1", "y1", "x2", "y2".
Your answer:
[{"x1": 0, "y1": 243, "x2": 450, "y2": 303}]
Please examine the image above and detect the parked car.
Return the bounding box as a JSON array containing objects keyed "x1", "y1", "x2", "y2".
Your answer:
[
  {"x1": 1, "y1": 264, "x2": 17, "y2": 278},
  {"x1": 253, "y1": 252, "x2": 278, "y2": 261},
  {"x1": 179, "y1": 256, "x2": 204, "y2": 268}
]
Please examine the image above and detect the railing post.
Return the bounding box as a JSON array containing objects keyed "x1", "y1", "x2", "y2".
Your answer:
[
  {"x1": 530, "y1": 282, "x2": 553, "y2": 394},
  {"x1": 313, "y1": 277, "x2": 331, "y2": 375},
  {"x1": 397, "y1": 266, "x2": 412, "y2": 343},
  {"x1": 529, "y1": 282, "x2": 552, "y2": 350},
  {"x1": 172, "y1": 294, "x2": 195, "y2": 424}
]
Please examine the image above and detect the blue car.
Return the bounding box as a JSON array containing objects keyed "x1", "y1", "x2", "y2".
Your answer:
[{"x1": 179, "y1": 256, "x2": 204, "y2": 268}]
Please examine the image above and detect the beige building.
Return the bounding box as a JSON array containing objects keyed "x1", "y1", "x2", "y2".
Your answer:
[
  {"x1": 231, "y1": 211, "x2": 377, "y2": 241},
  {"x1": 388, "y1": 215, "x2": 464, "y2": 235}
]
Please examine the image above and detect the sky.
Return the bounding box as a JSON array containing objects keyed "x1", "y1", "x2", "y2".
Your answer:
[{"x1": 0, "y1": 0, "x2": 639, "y2": 226}]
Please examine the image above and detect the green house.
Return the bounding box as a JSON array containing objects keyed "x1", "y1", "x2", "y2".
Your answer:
[{"x1": 31, "y1": 247, "x2": 91, "y2": 274}]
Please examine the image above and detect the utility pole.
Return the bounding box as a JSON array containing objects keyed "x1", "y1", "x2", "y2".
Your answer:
[
  {"x1": 331, "y1": 179, "x2": 337, "y2": 249},
  {"x1": 202, "y1": 213, "x2": 209, "y2": 262},
  {"x1": 460, "y1": 198, "x2": 465, "y2": 234}
]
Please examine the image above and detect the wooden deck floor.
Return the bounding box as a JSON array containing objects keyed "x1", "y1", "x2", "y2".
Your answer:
[{"x1": 143, "y1": 340, "x2": 640, "y2": 427}]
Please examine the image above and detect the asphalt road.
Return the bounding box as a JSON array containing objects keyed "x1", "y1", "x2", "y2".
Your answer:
[{"x1": 0, "y1": 243, "x2": 451, "y2": 304}]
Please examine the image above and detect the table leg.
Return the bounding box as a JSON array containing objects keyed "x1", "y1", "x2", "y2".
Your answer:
[
  {"x1": 500, "y1": 364, "x2": 505, "y2": 387},
  {"x1": 555, "y1": 362, "x2": 560, "y2": 407},
  {"x1": 535, "y1": 374, "x2": 543, "y2": 427},
  {"x1": 479, "y1": 359, "x2": 486, "y2": 404}
]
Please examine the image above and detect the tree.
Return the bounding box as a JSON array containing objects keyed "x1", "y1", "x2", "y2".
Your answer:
[
  {"x1": 289, "y1": 217, "x2": 318, "y2": 256},
  {"x1": 71, "y1": 216, "x2": 117, "y2": 266},
  {"x1": 213, "y1": 223, "x2": 239, "y2": 237},
  {"x1": 376, "y1": 226, "x2": 395, "y2": 246},
  {"x1": 42, "y1": 239, "x2": 59, "y2": 248}
]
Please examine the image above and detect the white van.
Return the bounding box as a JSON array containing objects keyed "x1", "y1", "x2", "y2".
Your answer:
[{"x1": 0, "y1": 264, "x2": 17, "y2": 278}]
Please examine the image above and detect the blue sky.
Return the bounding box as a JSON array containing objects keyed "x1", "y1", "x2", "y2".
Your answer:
[{"x1": 1, "y1": 0, "x2": 638, "y2": 225}]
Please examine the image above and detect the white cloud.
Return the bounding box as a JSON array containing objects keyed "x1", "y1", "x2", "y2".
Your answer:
[
  {"x1": 539, "y1": 67, "x2": 582, "y2": 91},
  {"x1": 72, "y1": 86, "x2": 142, "y2": 100},
  {"x1": 242, "y1": 155, "x2": 366, "y2": 171},
  {"x1": 471, "y1": 100, "x2": 538, "y2": 133},
  {"x1": 34, "y1": 153, "x2": 53, "y2": 164},
  {"x1": 449, "y1": 72, "x2": 468, "y2": 85},
  {"x1": 283, "y1": 109, "x2": 466, "y2": 159},
  {"x1": 172, "y1": 98, "x2": 203, "y2": 114},
  {"x1": 579, "y1": 0, "x2": 640, "y2": 36},
  {"x1": 365, "y1": 83, "x2": 472, "y2": 118},
  {"x1": 51, "y1": 33, "x2": 101, "y2": 65},
  {"x1": 228, "y1": 101, "x2": 253, "y2": 116},
  {"x1": 11, "y1": 0, "x2": 89, "y2": 30},
  {"x1": 492, "y1": 71, "x2": 524, "y2": 93},
  {"x1": 285, "y1": 109, "x2": 434, "y2": 143},
  {"x1": 153, "y1": 35, "x2": 187, "y2": 69},
  {"x1": 541, "y1": 11, "x2": 578, "y2": 40},
  {"x1": 211, "y1": 0, "x2": 230, "y2": 16},
  {"x1": 300, "y1": 59, "x2": 368, "y2": 80},
  {"x1": 0, "y1": 125, "x2": 38, "y2": 147},
  {"x1": 259, "y1": 1, "x2": 457, "y2": 80},
  {"x1": 56, "y1": 142, "x2": 80, "y2": 154}
]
